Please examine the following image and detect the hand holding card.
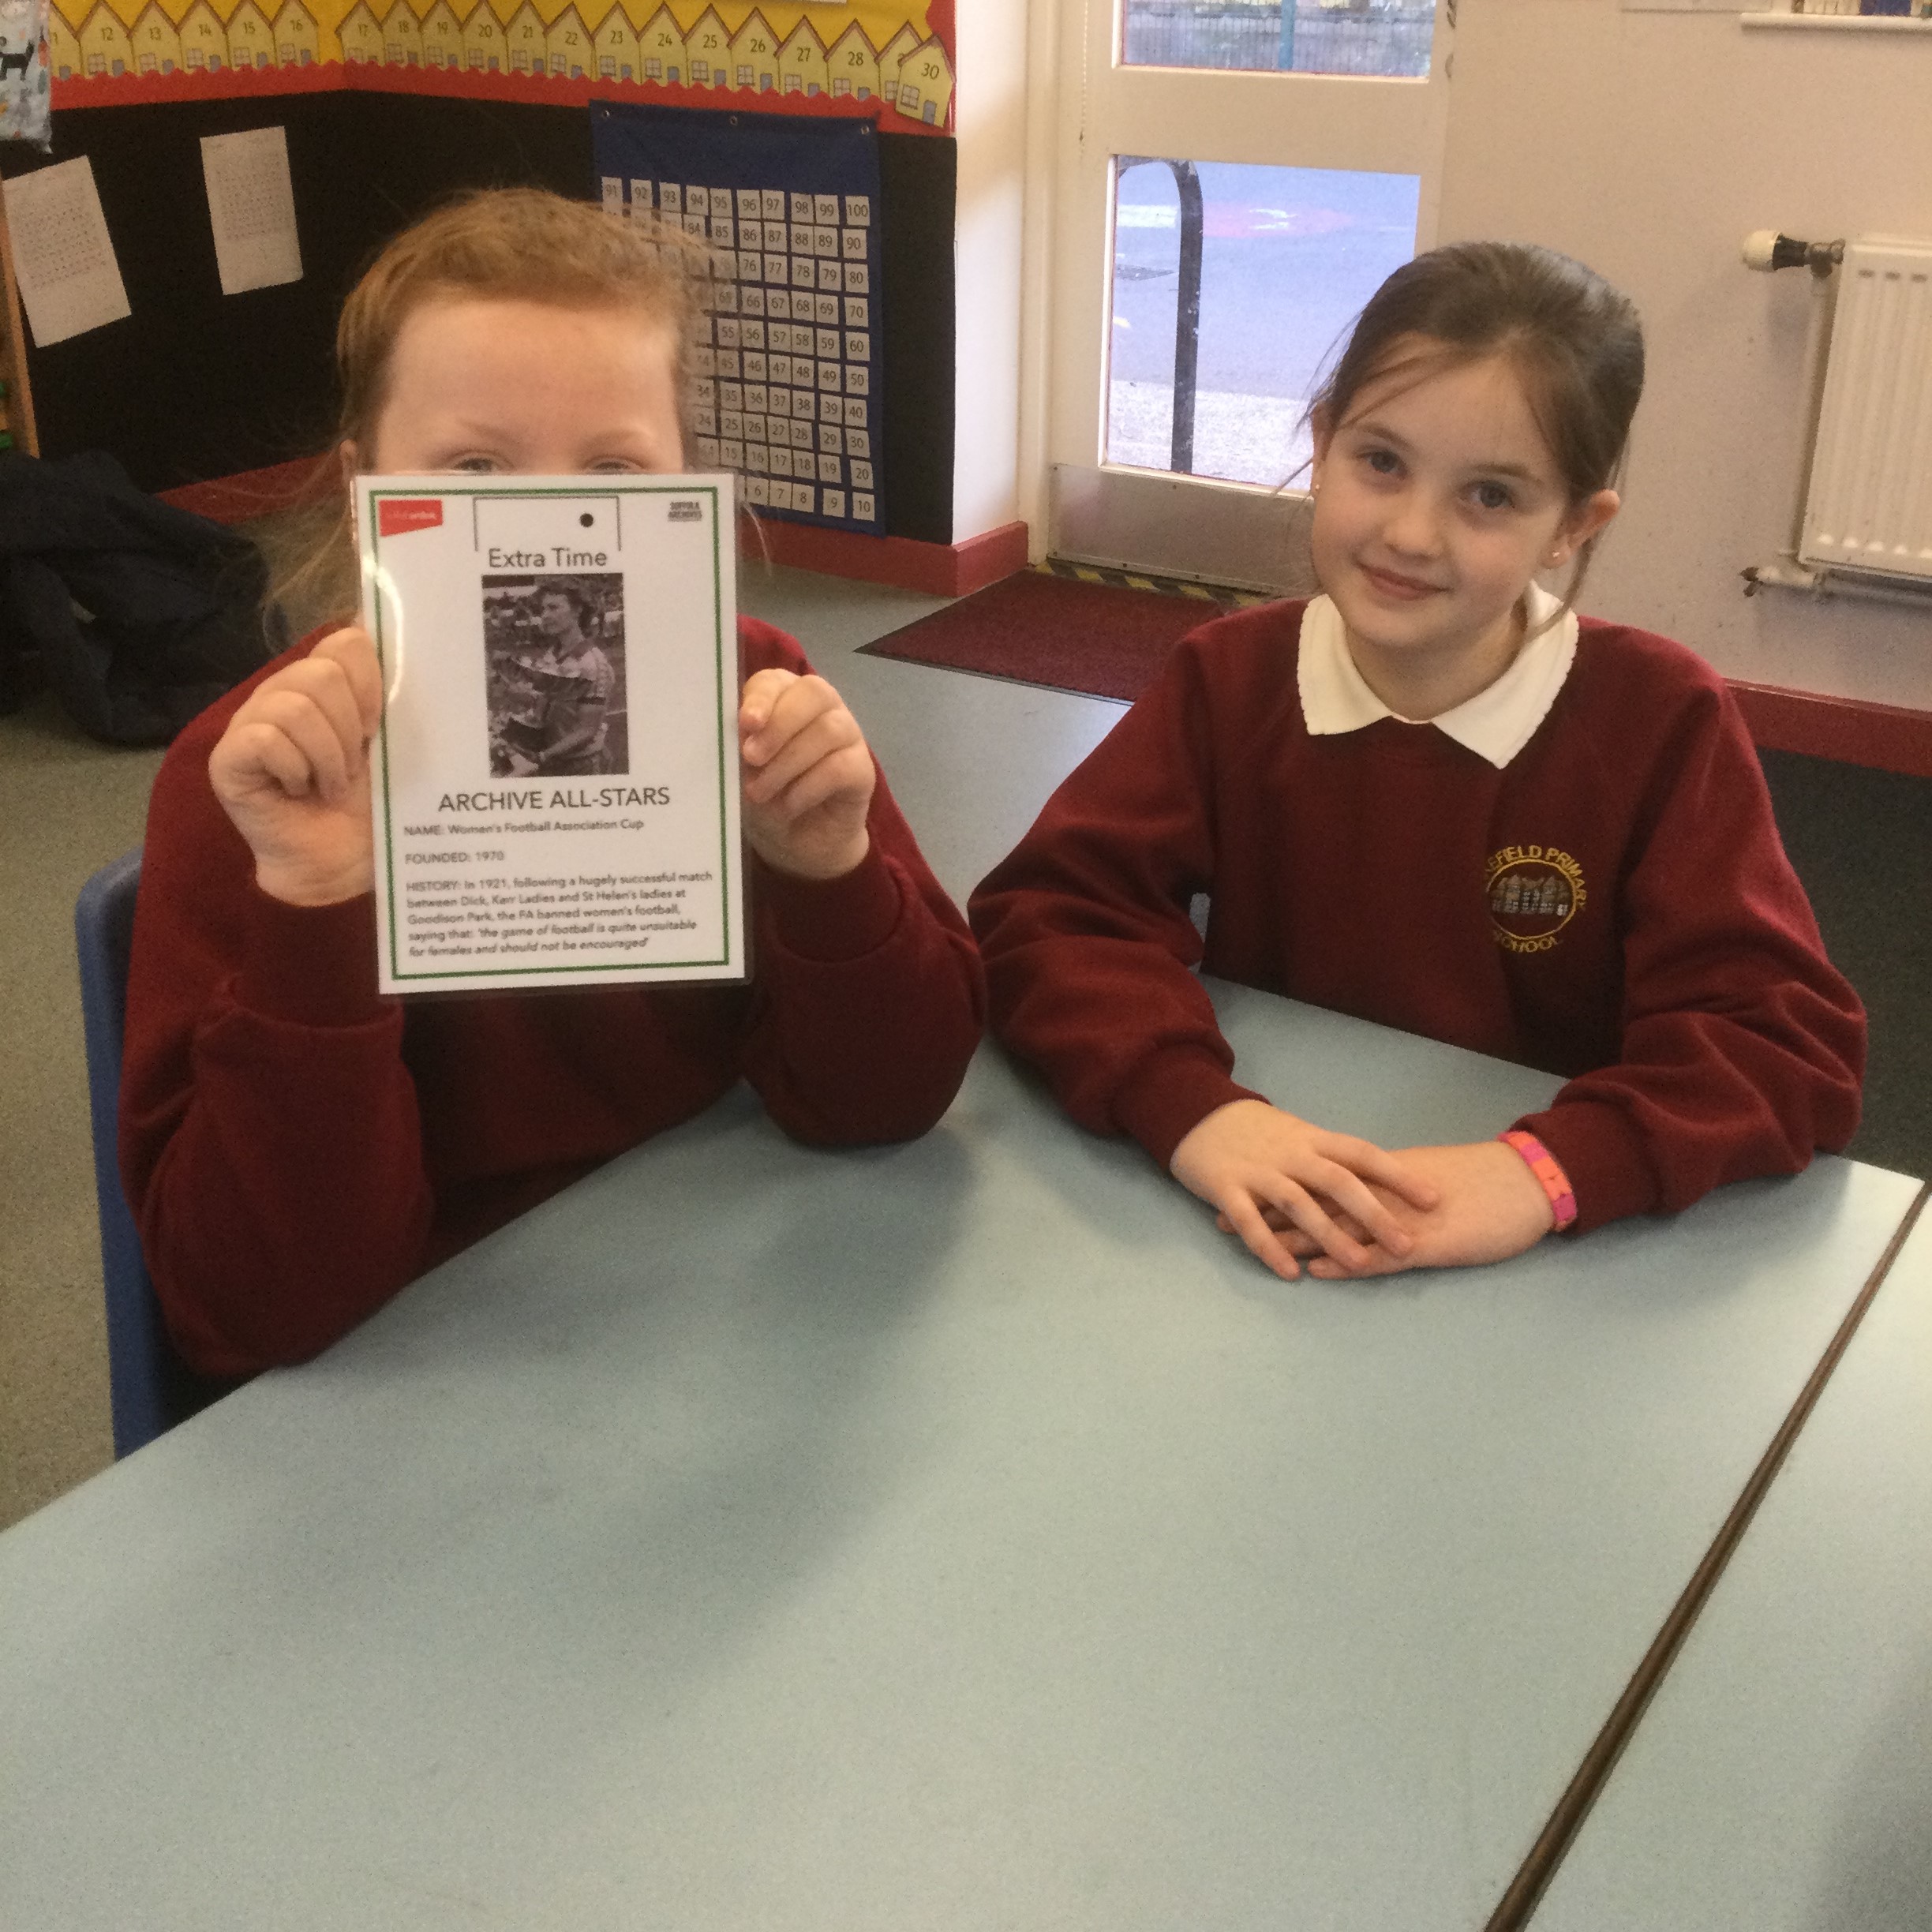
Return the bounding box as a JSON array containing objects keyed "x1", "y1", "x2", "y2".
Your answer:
[
  {"x1": 208, "y1": 626, "x2": 384, "y2": 908},
  {"x1": 739, "y1": 669, "x2": 874, "y2": 882}
]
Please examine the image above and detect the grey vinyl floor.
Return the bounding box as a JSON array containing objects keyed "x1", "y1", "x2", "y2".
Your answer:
[
  {"x1": 2, "y1": 704, "x2": 167, "y2": 1527},
  {"x1": 4, "y1": 560, "x2": 1926, "y2": 1530}
]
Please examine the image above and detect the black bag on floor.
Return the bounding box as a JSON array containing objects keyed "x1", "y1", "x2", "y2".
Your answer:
[{"x1": 0, "y1": 449, "x2": 283, "y2": 745}]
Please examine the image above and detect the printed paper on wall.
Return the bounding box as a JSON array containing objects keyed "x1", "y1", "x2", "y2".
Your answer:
[
  {"x1": 201, "y1": 124, "x2": 303, "y2": 294},
  {"x1": 2, "y1": 156, "x2": 131, "y2": 345}
]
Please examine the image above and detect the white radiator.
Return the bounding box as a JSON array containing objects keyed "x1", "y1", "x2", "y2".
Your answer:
[{"x1": 1798, "y1": 236, "x2": 1932, "y2": 585}]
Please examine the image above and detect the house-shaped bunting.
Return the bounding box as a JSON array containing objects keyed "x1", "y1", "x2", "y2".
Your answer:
[
  {"x1": 636, "y1": 4, "x2": 679, "y2": 84},
  {"x1": 546, "y1": 3, "x2": 590, "y2": 76},
  {"x1": 383, "y1": 0, "x2": 424, "y2": 66},
  {"x1": 727, "y1": 9, "x2": 777, "y2": 93},
  {"x1": 227, "y1": 0, "x2": 275, "y2": 69},
  {"x1": 419, "y1": 0, "x2": 462, "y2": 69},
  {"x1": 462, "y1": 0, "x2": 505, "y2": 71},
  {"x1": 50, "y1": 9, "x2": 80, "y2": 80},
  {"x1": 874, "y1": 22, "x2": 917, "y2": 108},
  {"x1": 683, "y1": 6, "x2": 727, "y2": 88},
  {"x1": 590, "y1": 0, "x2": 635, "y2": 82},
  {"x1": 824, "y1": 19, "x2": 875, "y2": 102},
  {"x1": 77, "y1": 2, "x2": 133, "y2": 77},
  {"x1": 893, "y1": 35, "x2": 953, "y2": 126},
  {"x1": 502, "y1": 0, "x2": 544, "y2": 73},
  {"x1": 56, "y1": 0, "x2": 955, "y2": 102},
  {"x1": 777, "y1": 15, "x2": 824, "y2": 98},
  {"x1": 178, "y1": 0, "x2": 228, "y2": 72},
  {"x1": 130, "y1": 1, "x2": 181, "y2": 75},
  {"x1": 275, "y1": 0, "x2": 321, "y2": 67},
  {"x1": 337, "y1": 0, "x2": 384, "y2": 62}
]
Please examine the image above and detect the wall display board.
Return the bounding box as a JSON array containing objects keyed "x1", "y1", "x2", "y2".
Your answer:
[
  {"x1": 42, "y1": 0, "x2": 953, "y2": 130},
  {"x1": 595, "y1": 99, "x2": 880, "y2": 534},
  {"x1": 6, "y1": 94, "x2": 953, "y2": 535}
]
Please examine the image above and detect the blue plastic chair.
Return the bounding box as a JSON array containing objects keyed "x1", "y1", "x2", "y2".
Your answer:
[{"x1": 75, "y1": 848, "x2": 230, "y2": 1454}]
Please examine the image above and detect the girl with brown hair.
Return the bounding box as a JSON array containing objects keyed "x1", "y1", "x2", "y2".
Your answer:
[
  {"x1": 122, "y1": 189, "x2": 983, "y2": 1375},
  {"x1": 972, "y1": 242, "x2": 1863, "y2": 1282}
]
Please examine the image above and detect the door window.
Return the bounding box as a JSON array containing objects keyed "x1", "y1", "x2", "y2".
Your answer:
[{"x1": 1107, "y1": 159, "x2": 1421, "y2": 487}]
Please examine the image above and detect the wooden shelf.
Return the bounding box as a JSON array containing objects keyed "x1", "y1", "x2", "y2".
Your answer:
[{"x1": 0, "y1": 196, "x2": 39, "y2": 458}]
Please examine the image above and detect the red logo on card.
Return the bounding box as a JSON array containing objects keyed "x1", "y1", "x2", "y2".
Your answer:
[{"x1": 378, "y1": 498, "x2": 444, "y2": 537}]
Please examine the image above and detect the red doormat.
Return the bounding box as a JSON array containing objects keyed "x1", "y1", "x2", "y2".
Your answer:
[{"x1": 857, "y1": 566, "x2": 1260, "y2": 704}]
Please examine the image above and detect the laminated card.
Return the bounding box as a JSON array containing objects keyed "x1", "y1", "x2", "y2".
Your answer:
[{"x1": 357, "y1": 474, "x2": 744, "y2": 994}]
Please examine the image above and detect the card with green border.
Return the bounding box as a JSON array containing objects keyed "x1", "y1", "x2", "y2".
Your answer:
[{"x1": 356, "y1": 473, "x2": 745, "y2": 994}]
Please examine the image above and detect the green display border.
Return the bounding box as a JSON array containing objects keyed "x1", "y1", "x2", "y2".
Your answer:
[{"x1": 366, "y1": 481, "x2": 737, "y2": 985}]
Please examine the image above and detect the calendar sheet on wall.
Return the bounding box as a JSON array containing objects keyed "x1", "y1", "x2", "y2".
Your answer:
[{"x1": 593, "y1": 100, "x2": 884, "y2": 537}]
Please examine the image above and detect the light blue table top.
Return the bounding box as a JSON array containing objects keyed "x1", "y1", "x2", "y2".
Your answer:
[
  {"x1": 1531, "y1": 1197, "x2": 1932, "y2": 1932},
  {"x1": 2, "y1": 985, "x2": 1919, "y2": 1931}
]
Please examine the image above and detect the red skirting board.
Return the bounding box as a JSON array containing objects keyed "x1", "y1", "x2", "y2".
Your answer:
[
  {"x1": 160, "y1": 461, "x2": 1028, "y2": 603},
  {"x1": 743, "y1": 516, "x2": 1028, "y2": 599},
  {"x1": 1731, "y1": 680, "x2": 1932, "y2": 781}
]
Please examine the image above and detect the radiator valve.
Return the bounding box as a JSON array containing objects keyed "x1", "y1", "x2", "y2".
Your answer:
[{"x1": 1742, "y1": 231, "x2": 1844, "y2": 278}]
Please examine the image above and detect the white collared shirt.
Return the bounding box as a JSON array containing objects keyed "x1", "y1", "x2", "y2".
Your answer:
[{"x1": 1296, "y1": 585, "x2": 1579, "y2": 770}]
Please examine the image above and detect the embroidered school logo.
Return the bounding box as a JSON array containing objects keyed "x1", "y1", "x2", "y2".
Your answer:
[
  {"x1": 377, "y1": 498, "x2": 444, "y2": 537},
  {"x1": 1485, "y1": 844, "x2": 1586, "y2": 954}
]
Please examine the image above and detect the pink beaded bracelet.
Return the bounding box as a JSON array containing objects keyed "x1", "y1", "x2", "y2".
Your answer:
[{"x1": 1499, "y1": 1129, "x2": 1578, "y2": 1232}]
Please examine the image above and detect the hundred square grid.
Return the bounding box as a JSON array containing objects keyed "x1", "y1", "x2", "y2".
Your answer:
[{"x1": 605, "y1": 175, "x2": 880, "y2": 530}]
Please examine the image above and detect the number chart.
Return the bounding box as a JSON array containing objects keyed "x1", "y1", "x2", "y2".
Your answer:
[{"x1": 594, "y1": 100, "x2": 885, "y2": 537}]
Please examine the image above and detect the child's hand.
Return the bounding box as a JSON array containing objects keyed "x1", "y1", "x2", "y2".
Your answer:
[
  {"x1": 208, "y1": 626, "x2": 383, "y2": 908},
  {"x1": 739, "y1": 668, "x2": 874, "y2": 881},
  {"x1": 1170, "y1": 1099, "x2": 1441, "y2": 1281},
  {"x1": 1290, "y1": 1140, "x2": 1558, "y2": 1279}
]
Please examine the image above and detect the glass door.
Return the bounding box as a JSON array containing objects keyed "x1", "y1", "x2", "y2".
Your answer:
[{"x1": 1036, "y1": 0, "x2": 1451, "y2": 590}]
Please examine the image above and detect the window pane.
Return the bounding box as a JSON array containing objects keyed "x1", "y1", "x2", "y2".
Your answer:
[
  {"x1": 1121, "y1": 1, "x2": 1436, "y2": 80},
  {"x1": 1106, "y1": 161, "x2": 1419, "y2": 489}
]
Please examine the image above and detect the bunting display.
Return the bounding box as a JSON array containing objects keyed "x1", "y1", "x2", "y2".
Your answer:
[{"x1": 46, "y1": 0, "x2": 954, "y2": 129}]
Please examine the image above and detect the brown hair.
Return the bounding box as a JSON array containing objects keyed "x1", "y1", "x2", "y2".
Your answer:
[
  {"x1": 1309, "y1": 241, "x2": 1646, "y2": 605},
  {"x1": 273, "y1": 187, "x2": 710, "y2": 622}
]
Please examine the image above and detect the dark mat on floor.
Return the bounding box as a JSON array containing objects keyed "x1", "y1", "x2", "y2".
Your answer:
[
  {"x1": 858, "y1": 567, "x2": 1249, "y2": 703},
  {"x1": 1760, "y1": 748, "x2": 1932, "y2": 1184}
]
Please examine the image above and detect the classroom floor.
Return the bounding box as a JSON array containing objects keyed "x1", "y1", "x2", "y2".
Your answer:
[{"x1": 3, "y1": 562, "x2": 1926, "y2": 1531}]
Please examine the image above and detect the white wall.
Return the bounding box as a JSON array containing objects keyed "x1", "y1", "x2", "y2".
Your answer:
[
  {"x1": 1439, "y1": 0, "x2": 1932, "y2": 709},
  {"x1": 950, "y1": 0, "x2": 1032, "y2": 544}
]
